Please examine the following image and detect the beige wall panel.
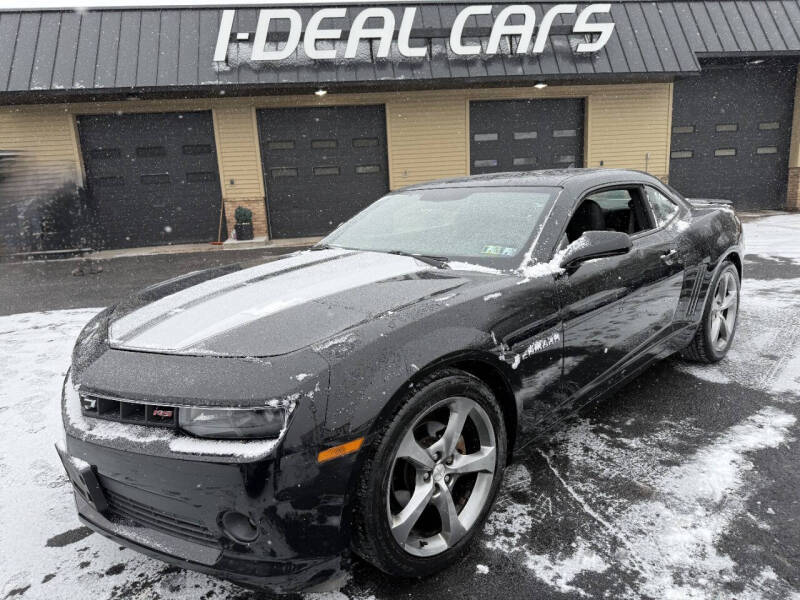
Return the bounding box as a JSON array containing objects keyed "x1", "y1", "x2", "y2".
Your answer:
[
  {"x1": 789, "y1": 68, "x2": 800, "y2": 170},
  {"x1": 589, "y1": 86, "x2": 673, "y2": 179},
  {"x1": 787, "y1": 67, "x2": 800, "y2": 210},
  {"x1": 0, "y1": 109, "x2": 81, "y2": 200},
  {"x1": 211, "y1": 106, "x2": 267, "y2": 237},
  {"x1": 386, "y1": 93, "x2": 469, "y2": 189},
  {"x1": 212, "y1": 106, "x2": 264, "y2": 199}
]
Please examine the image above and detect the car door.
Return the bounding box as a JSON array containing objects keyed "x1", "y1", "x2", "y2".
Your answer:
[
  {"x1": 557, "y1": 185, "x2": 683, "y2": 408},
  {"x1": 498, "y1": 276, "x2": 565, "y2": 434},
  {"x1": 557, "y1": 240, "x2": 640, "y2": 404},
  {"x1": 621, "y1": 185, "x2": 687, "y2": 355}
]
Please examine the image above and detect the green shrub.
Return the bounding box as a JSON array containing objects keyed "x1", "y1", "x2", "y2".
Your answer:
[{"x1": 234, "y1": 206, "x2": 253, "y2": 224}]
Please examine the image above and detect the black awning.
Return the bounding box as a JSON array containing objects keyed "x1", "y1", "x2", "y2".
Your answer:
[{"x1": 0, "y1": 2, "x2": 798, "y2": 96}]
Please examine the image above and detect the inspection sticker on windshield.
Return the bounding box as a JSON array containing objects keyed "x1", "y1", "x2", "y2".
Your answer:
[{"x1": 482, "y1": 245, "x2": 517, "y2": 256}]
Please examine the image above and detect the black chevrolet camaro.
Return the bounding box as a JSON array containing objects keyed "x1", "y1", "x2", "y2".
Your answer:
[{"x1": 58, "y1": 169, "x2": 743, "y2": 594}]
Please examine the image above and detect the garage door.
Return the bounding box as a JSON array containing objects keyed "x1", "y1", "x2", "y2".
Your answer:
[
  {"x1": 257, "y1": 105, "x2": 389, "y2": 239},
  {"x1": 670, "y1": 64, "x2": 797, "y2": 210},
  {"x1": 78, "y1": 112, "x2": 223, "y2": 249},
  {"x1": 470, "y1": 99, "x2": 584, "y2": 175}
]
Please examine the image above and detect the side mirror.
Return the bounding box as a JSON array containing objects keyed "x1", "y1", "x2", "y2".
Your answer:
[{"x1": 559, "y1": 230, "x2": 632, "y2": 270}]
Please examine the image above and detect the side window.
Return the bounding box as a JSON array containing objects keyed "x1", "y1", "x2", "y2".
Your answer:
[
  {"x1": 645, "y1": 186, "x2": 679, "y2": 228},
  {"x1": 565, "y1": 187, "x2": 653, "y2": 243}
]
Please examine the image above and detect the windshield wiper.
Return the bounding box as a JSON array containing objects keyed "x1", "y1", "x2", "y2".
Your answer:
[
  {"x1": 312, "y1": 244, "x2": 449, "y2": 268},
  {"x1": 385, "y1": 250, "x2": 450, "y2": 269},
  {"x1": 310, "y1": 242, "x2": 338, "y2": 251}
]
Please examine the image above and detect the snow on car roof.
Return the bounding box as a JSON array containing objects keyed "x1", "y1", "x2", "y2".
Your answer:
[{"x1": 401, "y1": 168, "x2": 658, "y2": 191}]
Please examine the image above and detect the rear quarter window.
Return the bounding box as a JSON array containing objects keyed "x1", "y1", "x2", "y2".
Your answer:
[{"x1": 646, "y1": 186, "x2": 680, "y2": 228}]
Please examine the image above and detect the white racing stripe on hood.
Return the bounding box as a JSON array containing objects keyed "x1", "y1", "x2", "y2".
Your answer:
[
  {"x1": 110, "y1": 248, "x2": 343, "y2": 343},
  {"x1": 110, "y1": 250, "x2": 426, "y2": 352}
]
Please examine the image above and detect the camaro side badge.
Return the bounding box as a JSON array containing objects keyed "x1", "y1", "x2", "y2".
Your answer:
[
  {"x1": 522, "y1": 332, "x2": 562, "y2": 359},
  {"x1": 498, "y1": 331, "x2": 562, "y2": 369}
]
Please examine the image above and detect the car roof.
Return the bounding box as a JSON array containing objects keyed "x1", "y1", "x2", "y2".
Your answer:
[{"x1": 400, "y1": 168, "x2": 659, "y2": 191}]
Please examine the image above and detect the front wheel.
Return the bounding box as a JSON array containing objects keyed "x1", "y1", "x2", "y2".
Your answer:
[
  {"x1": 351, "y1": 369, "x2": 507, "y2": 577},
  {"x1": 682, "y1": 261, "x2": 740, "y2": 363}
]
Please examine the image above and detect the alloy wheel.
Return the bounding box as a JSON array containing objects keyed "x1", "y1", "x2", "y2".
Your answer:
[
  {"x1": 709, "y1": 269, "x2": 739, "y2": 353},
  {"x1": 386, "y1": 396, "x2": 497, "y2": 557}
]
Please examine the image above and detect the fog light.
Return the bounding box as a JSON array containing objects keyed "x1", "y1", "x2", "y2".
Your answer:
[{"x1": 220, "y1": 511, "x2": 259, "y2": 543}]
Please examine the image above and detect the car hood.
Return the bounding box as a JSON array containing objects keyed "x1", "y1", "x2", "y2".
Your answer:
[{"x1": 107, "y1": 248, "x2": 490, "y2": 357}]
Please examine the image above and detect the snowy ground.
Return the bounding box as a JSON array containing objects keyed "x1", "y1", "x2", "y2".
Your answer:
[{"x1": 2, "y1": 215, "x2": 800, "y2": 600}]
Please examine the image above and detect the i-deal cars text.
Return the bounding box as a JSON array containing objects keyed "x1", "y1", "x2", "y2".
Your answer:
[{"x1": 214, "y1": 3, "x2": 615, "y2": 62}]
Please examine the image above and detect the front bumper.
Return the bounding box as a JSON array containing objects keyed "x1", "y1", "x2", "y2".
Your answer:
[{"x1": 59, "y1": 433, "x2": 354, "y2": 594}]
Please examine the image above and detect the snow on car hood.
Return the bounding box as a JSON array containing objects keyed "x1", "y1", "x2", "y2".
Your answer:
[{"x1": 108, "y1": 248, "x2": 469, "y2": 357}]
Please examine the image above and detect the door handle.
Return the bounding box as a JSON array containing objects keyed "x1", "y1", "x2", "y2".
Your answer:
[{"x1": 660, "y1": 249, "x2": 678, "y2": 263}]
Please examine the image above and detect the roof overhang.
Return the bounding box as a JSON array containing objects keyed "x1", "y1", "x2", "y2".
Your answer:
[{"x1": 0, "y1": 1, "x2": 797, "y2": 102}]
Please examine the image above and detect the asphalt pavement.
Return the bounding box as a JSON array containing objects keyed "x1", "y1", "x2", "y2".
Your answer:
[
  {"x1": 1, "y1": 216, "x2": 799, "y2": 600},
  {"x1": 0, "y1": 245, "x2": 306, "y2": 316}
]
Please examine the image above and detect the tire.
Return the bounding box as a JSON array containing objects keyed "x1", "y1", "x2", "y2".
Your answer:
[
  {"x1": 351, "y1": 368, "x2": 507, "y2": 577},
  {"x1": 682, "y1": 261, "x2": 740, "y2": 363}
]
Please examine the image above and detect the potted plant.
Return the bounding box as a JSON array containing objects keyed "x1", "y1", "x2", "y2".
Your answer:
[{"x1": 234, "y1": 206, "x2": 254, "y2": 241}]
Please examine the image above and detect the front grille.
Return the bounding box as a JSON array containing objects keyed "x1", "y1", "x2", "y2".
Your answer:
[
  {"x1": 104, "y1": 487, "x2": 218, "y2": 546},
  {"x1": 80, "y1": 393, "x2": 178, "y2": 428}
]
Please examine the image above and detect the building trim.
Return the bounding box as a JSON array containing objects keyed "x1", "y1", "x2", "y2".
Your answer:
[
  {"x1": 788, "y1": 66, "x2": 800, "y2": 210},
  {"x1": 68, "y1": 112, "x2": 86, "y2": 188},
  {"x1": 790, "y1": 67, "x2": 800, "y2": 171},
  {"x1": 664, "y1": 81, "x2": 674, "y2": 184}
]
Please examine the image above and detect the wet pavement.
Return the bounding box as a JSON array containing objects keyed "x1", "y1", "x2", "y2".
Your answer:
[
  {"x1": 0, "y1": 245, "x2": 308, "y2": 317},
  {"x1": 1, "y1": 215, "x2": 799, "y2": 600}
]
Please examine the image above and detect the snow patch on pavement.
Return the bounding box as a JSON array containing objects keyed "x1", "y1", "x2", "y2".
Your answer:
[
  {"x1": 617, "y1": 406, "x2": 795, "y2": 599},
  {"x1": 0, "y1": 309, "x2": 306, "y2": 600},
  {"x1": 673, "y1": 362, "x2": 732, "y2": 384},
  {"x1": 484, "y1": 466, "x2": 537, "y2": 552},
  {"x1": 670, "y1": 217, "x2": 800, "y2": 399},
  {"x1": 525, "y1": 542, "x2": 609, "y2": 596},
  {"x1": 673, "y1": 275, "x2": 800, "y2": 397},
  {"x1": 486, "y1": 407, "x2": 797, "y2": 599},
  {"x1": 743, "y1": 215, "x2": 800, "y2": 265}
]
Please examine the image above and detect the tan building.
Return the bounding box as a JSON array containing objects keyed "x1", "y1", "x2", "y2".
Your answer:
[{"x1": 0, "y1": 2, "x2": 799, "y2": 253}]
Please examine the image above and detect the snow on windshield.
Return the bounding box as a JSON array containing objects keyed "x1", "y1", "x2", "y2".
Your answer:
[{"x1": 322, "y1": 186, "x2": 557, "y2": 267}]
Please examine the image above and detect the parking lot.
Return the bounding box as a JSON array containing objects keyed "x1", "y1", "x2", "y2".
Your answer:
[{"x1": 1, "y1": 214, "x2": 799, "y2": 600}]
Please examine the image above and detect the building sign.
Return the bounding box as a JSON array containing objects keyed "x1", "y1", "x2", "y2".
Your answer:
[{"x1": 214, "y1": 3, "x2": 615, "y2": 63}]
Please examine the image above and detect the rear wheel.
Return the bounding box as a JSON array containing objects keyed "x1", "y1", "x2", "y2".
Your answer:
[
  {"x1": 352, "y1": 369, "x2": 507, "y2": 577},
  {"x1": 682, "y1": 261, "x2": 740, "y2": 363}
]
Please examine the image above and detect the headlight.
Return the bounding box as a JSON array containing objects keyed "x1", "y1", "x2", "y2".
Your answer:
[{"x1": 178, "y1": 406, "x2": 287, "y2": 440}]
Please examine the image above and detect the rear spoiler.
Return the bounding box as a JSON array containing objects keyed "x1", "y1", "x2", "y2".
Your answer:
[{"x1": 686, "y1": 198, "x2": 734, "y2": 208}]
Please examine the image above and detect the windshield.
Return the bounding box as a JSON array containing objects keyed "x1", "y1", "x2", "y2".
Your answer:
[{"x1": 321, "y1": 186, "x2": 559, "y2": 268}]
